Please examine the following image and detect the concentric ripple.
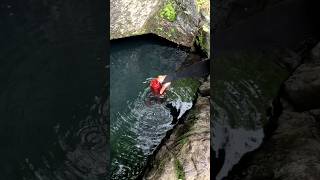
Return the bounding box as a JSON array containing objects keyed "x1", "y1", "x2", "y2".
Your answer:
[
  {"x1": 22, "y1": 95, "x2": 108, "y2": 180},
  {"x1": 111, "y1": 86, "x2": 174, "y2": 179},
  {"x1": 110, "y1": 37, "x2": 200, "y2": 179}
]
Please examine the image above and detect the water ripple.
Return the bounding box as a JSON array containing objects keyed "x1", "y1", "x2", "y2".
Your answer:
[{"x1": 23, "y1": 96, "x2": 108, "y2": 180}]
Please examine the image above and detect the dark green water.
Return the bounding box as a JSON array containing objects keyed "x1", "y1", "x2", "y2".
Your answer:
[
  {"x1": 212, "y1": 52, "x2": 288, "y2": 180},
  {"x1": 110, "y1": 36, "x2": 200, "y2": 179},
  {"x1": 0, "y1": 1, "x2": 107, "y2": 179}
]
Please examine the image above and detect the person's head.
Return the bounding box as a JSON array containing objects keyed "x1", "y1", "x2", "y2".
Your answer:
[{"x1": 150, "y1": 78, "x2": 162, "y2": 95}]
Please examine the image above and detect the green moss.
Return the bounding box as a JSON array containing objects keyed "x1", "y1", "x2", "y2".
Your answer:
[
  {"x1": 196, "y1": 0, "x2": 206, "y2": 12},
  {"x1": 157, "y1": 27, "x2": 163, "y2": 32},
  {"x1": 177, "y1": 129, "x2": 197, "y2": 141},
  {"x1": 197, "y1": 33, "x2": 205, "y2": 48},
  {"x1": 175, "y1": 159, "x2": 185, "y2": 180},
  {"x1": 196, "y1": 30, "x2": 209, "y2": 55},
  {"x1": 178, "y1": 137, "x2": 188, "y2": 145},
  {"x1": 160, "y1": 1, "x2": 177, "y2": 22},
  {"x1": 166, "y1": 78, "x2": 200, "y2": 102},
  {"x1": 167, "y1": 27, "x2": 177, "y2": 38},
  {"x1": 169, "y1": 28, "x2": 176, "y2": 37}
]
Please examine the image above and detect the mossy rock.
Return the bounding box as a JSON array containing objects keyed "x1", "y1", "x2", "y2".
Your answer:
[
  {"x1": 166, "y1": 78, "x2": 200, "y2": 102},
  {"x1": 111, "y1": 0, "x2": 209, "y2": 48},
  {"x1": 175, "y1": 158, "x2": 186, "y2": 180},
  {"x1": 160, "y1": 1, "x2": 177, "y2": 22}
]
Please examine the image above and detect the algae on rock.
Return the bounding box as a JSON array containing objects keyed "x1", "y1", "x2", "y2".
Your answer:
[
  {"x1": 166, "y1": 78, "x2": 200, "y2": 102},
  {"x1": 160, "y1": 1, "x2": 177, "y2": 22}
]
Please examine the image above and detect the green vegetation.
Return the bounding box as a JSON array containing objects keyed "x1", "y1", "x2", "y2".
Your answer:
[
  {"x1": 175, "y1": 159, "x2": 185, "y2": 180},
  {"x1": 196, "y1": 32, "x2": 205, "y2": 48},
  {"x1": 178, "y1": 137, "x2": 188, "y2": 145},
  {"x1": 156, "y1": 27, "x2": 163, "y2": 32},
  {"x1": 160, "y1": 1, "x2": 177, "y2": 22},
  {"x1": 187, "y1": 109, "x2": 198, "y2": 121},
  {"x1": 157, "y1": 158, "x2": 167, "y2": 174},
  {"x1": 166, "y1": 78, "x2": 200, "y2": 102},
  {"x1": 196, "y1": 0, "x2": 206, "y2": 12},
  {"x1": 168, "y1": 28, "x2": 176, "y2": 37},
  {"x1": 155, "y1": 26, "x2": 177, "y2": 38},
  {"x1": 196, "y1": 30, "x2": 209, "y2": 55}
]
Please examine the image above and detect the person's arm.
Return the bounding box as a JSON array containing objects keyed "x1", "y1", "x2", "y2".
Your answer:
[
  {"x1": 157, "y1": 75, "x2": 171, "y2": 95},
  {"x1": 160, "y1": 82, "x2": 171, "y2": 95}
]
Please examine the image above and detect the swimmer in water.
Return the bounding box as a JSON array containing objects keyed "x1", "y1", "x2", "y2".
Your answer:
[
  {"x1": 145, "y1": 77, "x2": 168, "y2": 106},
  {"x1": 150, "y1": 59, "x2": 210, "y2": 96},
  {"x1": 150, "y1": 75, "x2": 171, "y2": 96}
]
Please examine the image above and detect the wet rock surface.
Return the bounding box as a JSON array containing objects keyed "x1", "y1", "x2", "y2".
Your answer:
[
  {"x1": 213, "y1": 0, "x2": 286, "y2": 29},
  {"x1": 141, "y1": 78, "x2": 210, "y2": 180},
  {"x1": 276, "y1": 49, "x2": 302, "y2": 71},
  {"x1": 212, "y1": 0, "x2": 320, "y2": 178},
  {"x1": 199, "y1": 80, "x2": 210, "y2": 96},
  {"x1": 284, "y1": 63, "x2": 320, "y2": 111},
  {"x1": 212, "y1": 52, "x2": 289, "y2": 180},
  {"x1": 311, "y1": 42, "x2": 320, "y2": 62},
  {"x1": 110, "y1": 0, "x2": 210, "y2": 55},
  {"x1": 226, "y1": 42, "x2": 320, "y2": 180},
  {"x1": 213, "y1": 0, "x2": 318, "y2": 57},
  {"x1": 228, "y1": 108, "x2": 320, "y2": 180}
]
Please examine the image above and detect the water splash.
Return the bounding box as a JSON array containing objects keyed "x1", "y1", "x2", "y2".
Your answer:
[{"x1": 167, "y1": 78, "x2": 200, "y2": 119}]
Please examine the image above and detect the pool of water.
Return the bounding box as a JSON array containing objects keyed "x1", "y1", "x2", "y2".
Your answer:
[
  {"x1": 212, "y1": 52, "x2": 288, "y2": 180},
  {"x1": 0, "y1": 0, "x2": 107, "y2": 179},
  {"x1": 110, "y1": 36, "x2": 199, "y2": 179}
]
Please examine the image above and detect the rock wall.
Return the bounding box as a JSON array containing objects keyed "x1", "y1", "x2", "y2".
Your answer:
[
  {"x1": 226, "y1": 42, "x2": 320, "y2": 180},
  {"x1": 213, "y1": 0, "x2": 286, "y2": 29},
  {"x1": 110, "y1": 0, "x2": 210, "y2": 56},
  {"x1": 141, "y1": 76, "x2": 210, "y2": 180}
]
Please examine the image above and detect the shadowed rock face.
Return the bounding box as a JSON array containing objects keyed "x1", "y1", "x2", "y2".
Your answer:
[
  {"x1": 212, "y1": 52, "x2": 289, "y2": 180},
  {"x1": 226, "y1": 41, "x2": 320, "y2": 180},
  {"x1": 213, "y1": 0, "x2": 318, "y2": 56},
  {"x1": 110, "y1": 0, "x2": 210, "y2": 55},
  {"x1": 213, "y1": 0, "x2": 286, "y2": 29},
  {"x1": 284, "y1": 63, "x2": 320, "y2": 111},
  {"x1": 227, "y1": 109, "x2": 320, "y2": 180},
  {"x1": 311, "y1": 42, "x2": 320, "y2": 61}
]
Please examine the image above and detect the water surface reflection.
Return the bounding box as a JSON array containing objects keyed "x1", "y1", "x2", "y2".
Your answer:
[{"x1": 0, "y1": 0, "x2": 107, "y2": 179}]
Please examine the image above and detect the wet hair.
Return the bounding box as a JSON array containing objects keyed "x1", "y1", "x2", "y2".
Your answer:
[{"x1": 150, "y1": 79, "x2": 162, "y2": 95}]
